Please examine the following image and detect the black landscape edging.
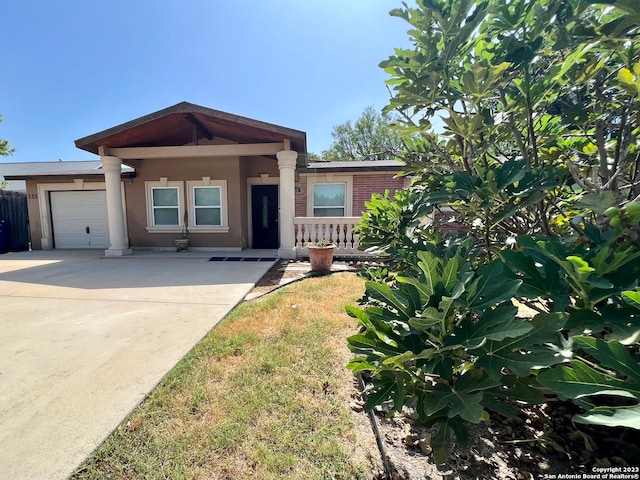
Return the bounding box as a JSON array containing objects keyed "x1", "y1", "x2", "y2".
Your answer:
[{"x1": 356, "y1": 373, "x2": 392, "y2": 480}]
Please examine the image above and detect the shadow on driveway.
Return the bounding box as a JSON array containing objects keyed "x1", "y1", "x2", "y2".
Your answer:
[
  {"x1": 0, "y1": 250, "x2": 276, "y2": 290},
  {"x1": 0, "y1": 249, "x2": 274, "y2": 480}
]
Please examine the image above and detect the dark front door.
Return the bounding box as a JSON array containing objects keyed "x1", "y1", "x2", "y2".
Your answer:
[{"x1": 252, "y1": 185, "x2": 279, "y2": 249}]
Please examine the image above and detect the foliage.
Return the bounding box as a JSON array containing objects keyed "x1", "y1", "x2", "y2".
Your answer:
[
  {"x1": 349, "y1": 224, "x2": 640, "y2": 461},
  {"x1": 1, "y1": 115, "x2": 14, "y2": 157},
  {"x1": 181, "y1": 211, "x2": 189, "y2": 239},
  {"x1": 349, "y1": 0, "x2": 640, "y2": 462},
  {"x1": 306, "y1": 151, "x2": 323, "y2": 162},
  {"x1": 380, "y1": 0, "x2": 640, "y2": 244},
  {"x1": 347, "y1": 242, "x2": 561, "y2": 462},
  {"x1": 309, "y1": 236, "x2": 333, "y2": 247},
  {"x1": 321, "y1": 106, "x2": 404, "y2": 162}
]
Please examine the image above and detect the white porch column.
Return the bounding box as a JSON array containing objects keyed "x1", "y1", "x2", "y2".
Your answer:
[
  {"x1": 101, "y1": 155, "x2": 132, "y2": 257},
  {"x1": 276, "y1": 150, "x2": 298, "y2": 259}
]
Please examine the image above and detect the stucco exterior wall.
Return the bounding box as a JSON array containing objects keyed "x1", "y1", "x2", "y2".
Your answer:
[
  {"x1": 24, "y1": 178, "x2": 106, "y2": 250},
  {"x1": 123, "y1": 156, "x2": 244, "y2": 249},
  {"x1": 24, "y1": 180, "x2": 42, "y2": 250}
]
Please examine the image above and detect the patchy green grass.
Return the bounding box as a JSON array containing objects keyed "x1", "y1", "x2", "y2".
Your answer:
[{"x1": 71, "y1": 273, "x2": 369, "y2": 480}]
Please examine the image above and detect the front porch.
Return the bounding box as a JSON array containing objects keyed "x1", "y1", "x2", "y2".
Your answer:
[
  {"x1": 71, "y1": 102, "x2": 307, "y2": 259},
  {"x1": 293, "y1": 216, "x2": 368, "y2": 257}
]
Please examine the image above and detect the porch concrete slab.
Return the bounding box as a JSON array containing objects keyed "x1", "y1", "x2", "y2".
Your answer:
[{"x1": 0, "y1": 250, "x2": 274, "y2": 480}]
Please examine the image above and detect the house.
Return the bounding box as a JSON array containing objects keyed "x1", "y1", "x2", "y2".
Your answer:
[
  {"x1": 1, "y1": 162, "x2": 30, "y2": 192},
  {"x1": 5, "y1": 102, "x2": 407, "y2": 258},
  {"x1": 0, "y1": 163, "x2": 43, "y2": 252}
]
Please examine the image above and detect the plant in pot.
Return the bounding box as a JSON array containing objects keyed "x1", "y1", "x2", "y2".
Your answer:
[
  {"x1": 307, "y1": 236, "x2": 335, "y2": 273},
  {"x1": 175, "y1": 211, "x2": 190, "y2": 252}
]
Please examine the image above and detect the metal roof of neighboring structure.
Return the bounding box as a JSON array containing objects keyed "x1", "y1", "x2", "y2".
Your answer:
[
  {"x1": 303, "y1": 159, "x2": 405, "y2": 172},
  {"x1": 1, "y1": 161, "x2": 135, "y2": 184},
  {"x1": 74, "y1": 102, "x2": 308, "y2": 165}
]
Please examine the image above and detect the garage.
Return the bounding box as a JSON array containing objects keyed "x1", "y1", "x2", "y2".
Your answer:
[{"x1": 50, "y1": 190, "x2": 109, "y2": 249}]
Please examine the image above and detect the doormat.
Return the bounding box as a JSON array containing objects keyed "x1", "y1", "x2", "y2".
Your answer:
[{"x1": 209, "y1": 257, "x2": 278, "y2": 262}]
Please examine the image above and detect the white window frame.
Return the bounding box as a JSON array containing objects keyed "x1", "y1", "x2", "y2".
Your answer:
[
  {"x1": 306, "y1": 175, "x2": 353, "y2": 217},
  {"x1": 145, "y1": 179, "x2": 184, "y2": 233},
  {"x1": 186, "y1": 178, "x2": 229, "y2": 233}
]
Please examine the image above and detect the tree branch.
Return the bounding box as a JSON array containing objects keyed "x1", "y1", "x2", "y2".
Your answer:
[{"x1": 498, "y1": 88, "x2": 528, "y2": 162}]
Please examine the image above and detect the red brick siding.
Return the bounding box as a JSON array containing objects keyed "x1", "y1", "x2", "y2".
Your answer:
[
  {"x1": 352, "y1": 174, "x2": 405, "y2": 215},
  {"x1": 296, "y1": 173, "x2": 404, "y2": 217}
]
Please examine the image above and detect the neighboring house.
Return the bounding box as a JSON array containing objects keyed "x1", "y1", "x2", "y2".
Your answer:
[
  {"x1": 2, "y1": 160, "x2": 133, "y2": 193},
  {"x1": 0, "y1": 163, "x2": 34, "y2": 252},
  {"x1": 1, "y1": 162, "x2": 31, "y2": 192},
  {"x1": 5, "y1": 102, "x2": 406, "y2": 258}
]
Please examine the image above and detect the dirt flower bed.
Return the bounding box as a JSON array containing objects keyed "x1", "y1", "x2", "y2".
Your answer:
[{"x1": 352, "y1": 399, "x2": 639, "y2": 479}]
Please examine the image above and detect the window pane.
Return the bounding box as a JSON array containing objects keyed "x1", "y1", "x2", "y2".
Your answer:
[
  {"x1": 314, "y1": 184, "x2": 345, "y2": 207},
  {"x1": 314, "y1": 207, "x2": 345, "y2": 217},
  {"x1": 195, "y1": 208, "x2": 221, "y2": 226},
  {"x1": 154, "y1": 208, "x2": 179, "y2": 225},
  {"x1": 153, "y1": 188, "x2": 178, "y2": 206},
  {"x1": 195, "y1": 187, "x2": 220, "y2": 206}
]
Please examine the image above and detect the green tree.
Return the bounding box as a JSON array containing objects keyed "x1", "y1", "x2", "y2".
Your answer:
[
  {"x1": 349, "y1": 0, "x2": 640, "y2": 462},
  {"x1": 1, "y1": 115, "x2": 14, "y2": 157},
  {"x1": 321, "y1": 106, "x2": 403, "y2": 161},
  {"x1": 379, "y1": 0, "x2": 640, "y2": 246}
]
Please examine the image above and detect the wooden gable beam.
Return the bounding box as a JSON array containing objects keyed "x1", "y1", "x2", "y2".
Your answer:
[
  {"x1": 105, "y1": 143, "x2": 286, "y2": 159},
  {"x1": 183, "y1": 113, "x2": 214, "y2": 143}
]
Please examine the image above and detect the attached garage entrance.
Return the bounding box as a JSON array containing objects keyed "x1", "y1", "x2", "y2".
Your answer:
[{"x1": 50, "y1": 191, "x2": 109, "y2": 249}]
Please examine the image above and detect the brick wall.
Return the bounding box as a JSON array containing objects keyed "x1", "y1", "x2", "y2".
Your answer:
[
  {"x1": 295, "y1": 172, "x2": 405, "y2": 217},
  {"x1": 353, "y1": 174, "x2": 405, "y2": 214}
]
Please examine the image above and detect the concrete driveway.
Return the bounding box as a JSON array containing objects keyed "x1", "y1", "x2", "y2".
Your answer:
[{"x1": 0, "y1": 250, "x2": 275, "y2": 480}]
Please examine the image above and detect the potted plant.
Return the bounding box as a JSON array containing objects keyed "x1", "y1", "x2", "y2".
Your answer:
[
  {"x1": 175, "y1": 211, "x2": 190, "y2": 252},
  {"x1": 307, "y1": 237, "x2": 335, "y2": 273}
]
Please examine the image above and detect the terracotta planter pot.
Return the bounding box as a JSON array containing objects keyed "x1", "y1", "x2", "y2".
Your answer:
[
  {"x1": 308, "y1": 245, "x2": 335, "y2": 273},
  {"x1": 175, "y1": 239, "x2": 189, "y2": 252}
]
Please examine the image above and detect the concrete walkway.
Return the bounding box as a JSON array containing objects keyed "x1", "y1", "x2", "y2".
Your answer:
[{"x1": 0, "y1": 250, "x2": 275, "y2": 480}]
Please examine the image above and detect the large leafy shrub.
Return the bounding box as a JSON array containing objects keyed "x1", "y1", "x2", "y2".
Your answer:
[
  {"x1": 350, "y1": 221, "x2": 640, "y2": 461},
  {"x1": 349, "y1": 0, "x2": 640, "y2": 462}
]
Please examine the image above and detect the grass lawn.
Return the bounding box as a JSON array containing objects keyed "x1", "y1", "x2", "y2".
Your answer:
[{"x1": 71, "y1": 272, "x2": 372, "y2": 480}]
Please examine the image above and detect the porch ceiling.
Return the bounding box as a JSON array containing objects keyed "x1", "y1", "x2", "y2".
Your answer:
[{"x1": 75, "y1": 102, "x2": 308, "y2": 164}]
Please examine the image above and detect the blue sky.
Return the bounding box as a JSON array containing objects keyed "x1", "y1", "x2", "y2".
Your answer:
[{"x1": 1, "y1": 0, "x2": 411, "y2": 163}]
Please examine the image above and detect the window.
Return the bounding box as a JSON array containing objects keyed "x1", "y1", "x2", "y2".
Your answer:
[
  {"x1": 145, "y1": 178, "x2": 228, "y2": 233},
  {"x1": 313, "y1": 183, "x2": 346, "y2": 217},
  {"x1": 151, "y1": 187, "x2": 180, "y2": 226},
  {"x1": 145, "y1": 180, "x2": 184, "y2": 232},
  {"x1": 306, "y1": 175, "x2": 352, "y2": 217},
  {"x1": 186, "y1": 179, "x2": 229, "y2": 232},
  {"x1": 193, "y1": 186, "x2": 222, "y2": 226}
]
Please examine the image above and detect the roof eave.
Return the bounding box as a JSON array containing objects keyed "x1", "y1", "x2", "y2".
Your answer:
[
  {"x1": 74, "y1": 102, "x2": 308, "y2": 156},
  {"x1": 4, "y1": 171, "x2": 136, "y2": 180}
]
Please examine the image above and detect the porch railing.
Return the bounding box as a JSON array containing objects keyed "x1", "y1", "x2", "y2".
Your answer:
[{"x1": 294, "y1": 216, "x2": 370, "y2": 257}]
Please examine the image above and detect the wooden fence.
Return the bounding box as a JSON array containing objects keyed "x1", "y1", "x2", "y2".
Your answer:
[{"x1": 0, "y1": 190, "x2": 29, "y2": 253}]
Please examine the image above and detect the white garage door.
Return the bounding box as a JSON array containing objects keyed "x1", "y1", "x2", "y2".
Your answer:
[{"x1": 50, "y1": 191, "x2": 110, "y2": 249}]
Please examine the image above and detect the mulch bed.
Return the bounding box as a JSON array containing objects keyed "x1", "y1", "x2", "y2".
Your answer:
[{"x1": 353, "y1": 397, "x2": 640, "y2": 479}]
